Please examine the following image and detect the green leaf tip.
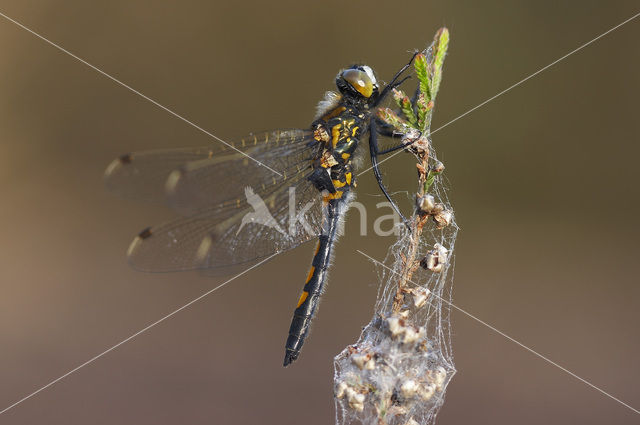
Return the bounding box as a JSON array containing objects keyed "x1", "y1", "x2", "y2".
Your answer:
[
  {"x1": 416, "y1": 92, "x2": 430, "y2": 130},
  {"x1": 377, "y1": 107, "x2": 411, "y2": 133},
  {"x1": 430, "y1": 27, "x2": 449, "y2": 101},
  {"x1": 413, "y1": 53, "x2": 431, "y2": 102},
  {"x1": 376, "y1": 28, "x2": 450, "y2": 137},
  {"x1": 392, "y1": 88, "x2": 418, "y2": 126}
]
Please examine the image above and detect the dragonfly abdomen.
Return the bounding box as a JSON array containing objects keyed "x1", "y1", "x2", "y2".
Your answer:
[{"x1": 283, "y1": 198, "x2": 346, "y2": 366}]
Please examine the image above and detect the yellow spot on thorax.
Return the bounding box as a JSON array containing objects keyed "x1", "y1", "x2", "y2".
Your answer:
[
  {"x1": 331, "y1": 124, "x2": 342, "y2": 148},
  {"x1": 322, "y1": 106, "x2": 346, "y2": 121},
  {"x1": 332, "y1": 178, "x2": 346, "y2": 188}
]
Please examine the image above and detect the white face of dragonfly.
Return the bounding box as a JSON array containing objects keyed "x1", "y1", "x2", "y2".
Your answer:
[{"x1": 360, "y1": 65, "x2": 378, "y2": 88}]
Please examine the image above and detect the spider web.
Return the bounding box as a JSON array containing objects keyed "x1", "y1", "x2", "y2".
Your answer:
[{"x1": 334, "y1": 143, "x2": 458, "y2": 425}]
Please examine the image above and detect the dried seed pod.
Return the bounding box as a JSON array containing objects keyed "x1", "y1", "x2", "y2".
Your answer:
[
  {"x1": 386, "y1": 404, "x2": 408, "y2": 417},
  {"x1": 417, "y1": 194, "x2": 435, "y2": 213},
  {"x1": 431, "y1": 160, "x2": 445, "y2": 173},
  {"x1": 420, "y1": 243, "x2": 449, "y2": 272},
  {"x1": 335, "y1": 381, "x2": 348, "y2": 399},
  {"x1": 409, "y1": 286, "x2": 430, "y2": 308},
  {"x1": 335, "y1": 381, "x2": 367, "y2": 411},
  {"x1": 384, "y1": 316, "x2": 425, "y2": 344},
  {"x1": 364, "y1": 358, "x2": 375, "y2": 370},
  {"x1": 427, "y1": 366, "x2": 447, "y2": 391},
  {"x1": 433, "y1": 209, "x2": 453, "y2": 228},
  {"x1": 418, "y1": 383, "x2": 436, "y2": 401},
  {"x1": 400, "y1": 379, "x2": 419, "y2": 398},
  {"x1": 345, "y1": 387, "x2": 365, "y2": 411},
  {"x1": 386, "y1": 316, "x2": 405, "y2": 338},
  {"x1": 351, "y1": 353, "x2": 374, "y2": 370},
  {"x1": 402, "y1": 326, "x2": 425, "y2": 344}
]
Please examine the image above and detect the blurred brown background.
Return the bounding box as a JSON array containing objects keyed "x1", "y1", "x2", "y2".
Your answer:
[{"x1": 0, "y1": 1, "x2": 638, "y2": 424}]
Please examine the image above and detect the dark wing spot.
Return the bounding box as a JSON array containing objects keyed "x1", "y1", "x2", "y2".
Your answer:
[
  {"x1": 119, "y1": 153, "x2": 133, "y2": 164},
  {"x1": 138, "y1": 227, "x2": 153, "y2": 239}
]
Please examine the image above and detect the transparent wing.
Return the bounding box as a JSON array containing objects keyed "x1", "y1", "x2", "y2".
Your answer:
[
  {"x1": 127, "y1": 174, "x2": 323, "y2": 272},
  {"x1": 106, "y1": 129, "x2": 327, "y2": 272},
  {"x1": 104, "y1": 147, "x2": 218, "y2": 203},
  {"x1": 165, "y1": 129, "x2": 320, "y2": 216},
  {"x1": 104, "y1": 129, "x2": 318, "y2": 210}
]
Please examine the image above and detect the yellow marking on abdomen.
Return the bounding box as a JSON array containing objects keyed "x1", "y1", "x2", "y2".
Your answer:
[
  {"x1": 351, "y1": 126, "x2": 359, "y2": 136},
  {"x1": 346, "y1": 172, "x2": 352, "y2": 185},
  {"x1": 341, "y1": 153, "x2": 350, "y2": 160},
  {"x1": 306, "y1": 266, "x2": 316, "y2": 283},
  {"x1": 323, "y1": 190, "x2": 344, "y2": 202},
  {"x1": 297, "y1": 290, "x2": 309, "y2": 308}
]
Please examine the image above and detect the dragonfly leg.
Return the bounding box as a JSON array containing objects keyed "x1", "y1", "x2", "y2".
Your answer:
[
  {"x1": 369, "y1": 118, "x2": 411, "y2": 229},
  {"x1": 374, "y1": 51, "x2": 419, "y2": 107},
  {"x1": 375, "y1": 130, "x2": 423, "y2": 155}
]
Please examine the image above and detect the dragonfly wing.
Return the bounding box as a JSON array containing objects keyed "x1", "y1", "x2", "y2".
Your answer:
[
  {"x1": 104, "y1": 129, "x2": 318, "y2": 211},
  {"x1": 165, "y1": 129, "x2": 318, "y2": 216},
  {"x1": 107, "y1": 129, "x2": 327, "y2": 273},
  {"x1": 126, "y1": 173, "x2": 324, "y2": 273},
  {"x1": 104, "y1": 148, "x2": 219, "y2": 203}
]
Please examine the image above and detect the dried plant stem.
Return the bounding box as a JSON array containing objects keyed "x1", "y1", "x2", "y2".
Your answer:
[
  {"x1": 334, "y1": 28, "x2": 454, "y2": 425},
  {"x1": 392, "y1": 147, "x2": 430, "y2": 313}
]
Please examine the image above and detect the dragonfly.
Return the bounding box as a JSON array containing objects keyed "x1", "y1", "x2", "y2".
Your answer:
[{"x1": 104, "y1": 54, "x2": 418, "y2": 366}]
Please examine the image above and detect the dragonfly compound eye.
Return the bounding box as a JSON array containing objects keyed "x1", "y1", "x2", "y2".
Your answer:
[{"x1": 341, "y1": 69, "x2": 374, "y2": 98}]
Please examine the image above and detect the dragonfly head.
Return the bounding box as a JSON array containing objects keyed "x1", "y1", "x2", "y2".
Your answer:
[{"x1": 336, "y1": 65, "x2": 379, "y2": 105}]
